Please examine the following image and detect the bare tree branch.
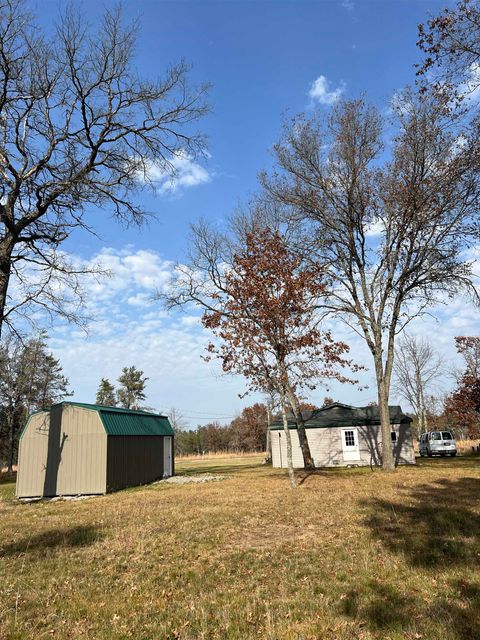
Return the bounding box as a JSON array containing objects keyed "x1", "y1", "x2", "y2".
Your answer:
[{"x1": 0, "y1": 0, "x2": 209, "y2": 336}]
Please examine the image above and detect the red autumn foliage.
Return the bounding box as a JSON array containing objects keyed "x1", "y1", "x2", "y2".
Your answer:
[
  {"x1": 228, "y1": 403, "x2": 268, "y2": 452},
  {"x1": 444, "y1": 336, "x2": 480, "y2": 438},
  {"x1": 202, "y1": 227, "x2": 359, "y2": 398}
]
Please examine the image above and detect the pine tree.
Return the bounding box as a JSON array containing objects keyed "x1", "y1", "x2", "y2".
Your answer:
[
  {"x1": 96, "y1": 378, "x2": 117, "y2": 407},
  {"x1": 117, "y1": 366, "x2": 148, "y2": 410},
  {"x1": 0, "y1": 335, "x2": 71, "y2": 470}
]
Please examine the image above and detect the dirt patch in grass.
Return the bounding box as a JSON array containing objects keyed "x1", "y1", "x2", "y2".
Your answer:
[{"x1": 1, "y1": 455, "x2": 479, "y2": 640}]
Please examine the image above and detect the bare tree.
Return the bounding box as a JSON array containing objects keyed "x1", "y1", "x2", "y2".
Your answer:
[
  {"x1": 262, "y1": 94, "x2": 480, "y2": 470},
  {"x1": 0, "y1": 0, "x2": 208, "y2": 337},
  {"x1": 168, "y1": 407, "x2": 189, "y2": 432},
  {"x1": 393, "y1": 334, "x2": 445, "y2": 436}
]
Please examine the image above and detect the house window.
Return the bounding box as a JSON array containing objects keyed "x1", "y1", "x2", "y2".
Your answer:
[
  {"x1": 391, "y1": 431, "x2": 397, "y2": 443},
  {"x1": 344, "y1": 430, "x2": 355, "y2": 447}
]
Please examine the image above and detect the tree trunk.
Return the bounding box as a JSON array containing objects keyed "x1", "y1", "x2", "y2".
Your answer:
[
  {"x1": 377, "y1": 379, "x2": 395, "y2": 471},
  {"x1": 7, "y1": 411, "x2": 15, "y2": 473},
  {"x1": 0, "y1": 235, "x2": 16, "y2": 340},
  {"x1": 265, "y1": 403, "x2": 272, "y2": 461},
  {"x1": 373, "y1": 345, "x2": 395, "y2": 471},
  {"x1": 285, "y1": 385, "x2": 315, "y2": 469},
  {"x1": 280, "y1": 390, "x2": 296, "y2": 488},
  {"x1": 371, "y1": 323, "x2": 397, "y2": 471},
  {"x1": 419, "y1": 385, "x2": 428, "y2": 432}
]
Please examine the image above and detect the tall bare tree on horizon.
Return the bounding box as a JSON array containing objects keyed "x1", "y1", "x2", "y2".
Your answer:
[{"x1": 393, "y1": 334, "x2": 445, "y2": 436}]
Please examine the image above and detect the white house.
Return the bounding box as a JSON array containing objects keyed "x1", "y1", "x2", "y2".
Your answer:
[{"x1": 270, "y1": 402, "x2": 415, "y2": 468}]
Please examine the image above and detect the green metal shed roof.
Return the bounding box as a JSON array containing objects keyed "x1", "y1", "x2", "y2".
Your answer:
[
  {"x1": 57, "y1": 402, "x2": 174, "y2": 436},
  {"x1": 270, "y1": 402, "x2": 412, "y2": 430}
]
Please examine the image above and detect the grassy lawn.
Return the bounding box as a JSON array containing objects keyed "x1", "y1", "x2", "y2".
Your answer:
[{"x1": 1, "y1": 456, "x2": 480, "y2": 640}]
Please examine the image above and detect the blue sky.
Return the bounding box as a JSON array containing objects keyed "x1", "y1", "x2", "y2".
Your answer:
[{"x1": 28, "y1": 0, "x2": 477, "y2": 425}]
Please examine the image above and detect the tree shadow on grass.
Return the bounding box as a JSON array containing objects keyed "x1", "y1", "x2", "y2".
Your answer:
[
  {"x1": 434, "y1": 579, "x2": 480, "y2": 639},
  {"x1": 362, "y1": 477, "x2": 480, "y2": 568},
  {"x1": 341, "y1": 575, "x2": 480, "y2": 639},
  {"x1": 341, "y1": 582, "x2": 416, "y2": 631},
  {"x1": 0, "y1": 525, "x2": 102, "y2": 557},
  {"x1": 349, "y1": 477, "x2": 480, "y2": 638}
]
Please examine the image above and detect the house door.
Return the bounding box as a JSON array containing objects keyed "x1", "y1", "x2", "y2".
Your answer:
[
  {"x1": 341, "y1": 428, "x2": 360, "y2": 461},
  {"x1": 163, "y1": 437, "x2": 173, "y2": 477}
]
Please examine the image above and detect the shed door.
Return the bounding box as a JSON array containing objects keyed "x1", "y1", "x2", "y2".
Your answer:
[
  {"x1": 163, "y1": 436, "x2": 173, "y2": 477},
  {"x1": 341, "y1": 428, "x2": 360, "y2": 461}
]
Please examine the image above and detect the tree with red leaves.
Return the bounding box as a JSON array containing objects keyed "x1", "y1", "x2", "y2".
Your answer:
[
  {"x1": 202, "y1": 227, "x2": 358, "y2": 486},
  {"x1": 455, "y1": 336, "x2": 480, "y2": 378},
  {"x1": 228, "y1": 403, "x2": 268, "y2": 452},
  {"x1": 445, "y1": 336, "x2": 480, "y2": 437}
]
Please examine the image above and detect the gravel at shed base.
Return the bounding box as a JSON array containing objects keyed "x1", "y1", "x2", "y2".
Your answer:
[
  {"x1": 19, "y1": 494, "x2": 98, "y2": 503},
  {"x1": 156, "y1": 474, "x2": 231, "y2": 485}
]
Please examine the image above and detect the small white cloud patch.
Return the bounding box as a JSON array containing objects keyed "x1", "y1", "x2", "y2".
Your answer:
[
  {"x1": 147, "y1": 150, "x2": 212, "y2": 195},
  {"x1": 309, "y1": 75, "x2": 345, "y2": 105},
  {"x1": 364, "y1": 219, "x2": 384, "y2": 238}
]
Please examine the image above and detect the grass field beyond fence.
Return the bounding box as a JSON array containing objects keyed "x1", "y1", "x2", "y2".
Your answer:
[{"x1": 1, "y1": 455, "x2": 480, "y2": 640}]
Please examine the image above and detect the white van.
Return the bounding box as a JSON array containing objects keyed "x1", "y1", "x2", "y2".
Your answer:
[{"x1": 419, "y1": 431, "x2": 457, "y2": 457}]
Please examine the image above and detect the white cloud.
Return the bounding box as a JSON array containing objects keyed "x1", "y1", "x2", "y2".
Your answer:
[
  {"x1": 39, "y1": 245, "x2": 260, "y2": 424},
  {"x1": 86, "y1": 248, "x2": 174, "y2": 302},
  {"x1": 308, "y1": 75, "x2": 345, "y2": 106},
  {"x1": 364, "y1": 219, "x2": 384, "y2": 237},
  {"x1": 126, "y1": 293, "x2": 153, "y2": 308},
  {"x1": 147, "y1": 150, "x2": 212, "y2": 194},
  {"x1": 461, "y1": 61, "x2": 480, "y2": 104},
  {"x1": 341, "y1": 0, "x2": 354, "y2": 12},
  {"x1": 181, "y1": 315, "x2": 201, "y2": 327}
]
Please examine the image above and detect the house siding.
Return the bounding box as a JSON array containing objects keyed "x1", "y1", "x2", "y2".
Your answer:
[{"x1": 271, "y1": 422, "x2": 415, "y2": 469}]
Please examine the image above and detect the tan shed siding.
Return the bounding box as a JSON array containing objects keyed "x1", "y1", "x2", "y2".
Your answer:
[
  {"x1": 106, "y1": 436, "x2": 165, "y2": 492},
  {"x1": 55, "y1": 405, "x2": 107, "y2": 495},
  {"x1": 16, "y1": 412, "x2": 50, "y2": 498},
  {"x1": 271, "y1": 422, "x2": 415, "y2": 468}
]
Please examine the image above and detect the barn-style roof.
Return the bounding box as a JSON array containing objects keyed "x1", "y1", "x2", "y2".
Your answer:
[
  {"x1": 270, "y1": 402, "x2": 412, "y2": 430},
  {"x1": 55, "y1": 402, "x2": 174, "y2": 436}
]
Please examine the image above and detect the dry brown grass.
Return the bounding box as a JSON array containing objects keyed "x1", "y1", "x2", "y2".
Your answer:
[
  {"x1": 456, "y1": 439, "x2": 480, "y2": 455},
  {"x1": 1, "y1": 455, "x2": 480, "y2": 640}
]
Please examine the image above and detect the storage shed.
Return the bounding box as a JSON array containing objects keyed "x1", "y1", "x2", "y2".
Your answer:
[
  {"x1": 16, "y1": 402, "x2": 174, "y2": 498},
  {"x1": 270, "y1": 402, "x2": 415, "y2": 468}
]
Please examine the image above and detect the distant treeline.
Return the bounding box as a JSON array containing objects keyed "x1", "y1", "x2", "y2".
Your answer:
[{"x1": 173, "y1": 403, "x2": 268, "y2": 456}]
